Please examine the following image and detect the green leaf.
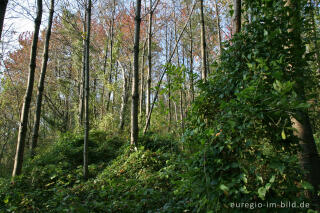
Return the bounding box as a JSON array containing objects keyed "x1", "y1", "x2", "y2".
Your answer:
[
  {"x1": 4, "y1": 196, "x2": 9, "y2": 204},
  {"x1": 241, "y1": 173, "x2": 248, "y2": 183},
  {"x1": 258, "y1": 187, "x2": 267, "y2": 200},
  {"x1": 219, "y1": 184, "x2": 229, "y2": 192},
  {"x1": 281, "y1": 130, "x2": 286, "y2": 140},
  {"x1": 269, "y1": 175, "x2": 275, "y2": 183},
  {"x1": 257, "y1": 176, "x2": 263, "y2": 183},
  {"x1": 240, "y1": 186, "x2": 250, "y2": 194},
  {"x1": 301, "y1": 181, "x2": 314, "y2": 190},
  {"x1": 296, "y1": 103, "x2": 310, "y2": 109},
  {"x1": 265, "y1": 183, "x2": 271, "y2": 190},
  {"x1": 247, "y1": 63, "x2": 254, "y2": 69}
]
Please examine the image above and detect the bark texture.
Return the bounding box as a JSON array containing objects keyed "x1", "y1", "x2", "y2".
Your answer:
[
  {"x1": 145, "y1": 0, "x2": 153, "y2": 120},
  {"x1": 83, "y1": 0, "x2": 91, "y2": 179},
  {"x1": 200, "y1": 0, "x2": 207, "y2": 81},
  {"x1": 233, "y1": 0, "x2": 241, "y2": 34},
  {"x1": 131, "y1": 0, "x2": 142, "y2": 146}
]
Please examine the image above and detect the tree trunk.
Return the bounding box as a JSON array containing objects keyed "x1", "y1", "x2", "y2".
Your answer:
[
  {"x1": 174, "y1": 13, "x2": 184, "y2": 133},
  {"x1": 12, "y1": 0, "x2": 42, "y2": 178},
  {"x1": 83, "y1": 0, "x2": 91, "y2": 179},
  {"x1": 145, "y1": 0, "x2": 153, "y2": 121},
  {"x1": 112, "y1": 60, "x2": 118, "y2": 114},
  {"x1": 140, "y1": 0, "x2": 146, "y2": 122},
  {"x1": 174, "y1": 101, "x2": 178, "y2": 122},
  {"x1": 139, "y1": 39, "x2": 147, "y2": 120},
  {"x1": 93, "y1": 77, "x2": 97, "y2": 119},
  {"x1": 131, "y1": 0, "x2": 142, "y2": 146},
  {"x1": 119, "y1": 61, "x2": 128, "y2": 131},
  {"x1": 106, "y1": 0, "x2": 116, "y2": 112},
  {"x1": 291, "y1": 113, "x2": 320, "y2": 196},
  {"x1": 101, "y1": 33, "x2": 109, "y2": 116},
  {"x1": 0, "y1": 0, "x2": 8, "y2": 40},
  {"x1": 189, "y1": 18, "x2": 194, "y2": 103},
  {"x1": 179, "y1": 90, "x2": 184, "y2": 132},
  {"x1": 166, "y1": 23, "x2": 172, "y2": 130},
  {"x1": 200, "y1": 0, "x2": 207, "y2": 81},
  {"x1": 173, "y1": 2, "x2": 179, "y2": 67},
  {"x1": 30, "y1": 0, "x2": 54, "y2": 158},
  {"x1": 285, "y1": 0, "x2": 320, "y2": 200},
  {"x1": 79, "y1": 13, "x2": 87, "y2": 125},
  {"x1": 215, "y1": 0, "x2": 222, "y2": 56},
  {"x1": 233, "y1": 0, "x2": 241, "y2": 35}
]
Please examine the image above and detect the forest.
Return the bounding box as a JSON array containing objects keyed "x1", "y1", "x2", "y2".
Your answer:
[{"x1": 0, "y1": 0, "x2": 320, "y2": 212}]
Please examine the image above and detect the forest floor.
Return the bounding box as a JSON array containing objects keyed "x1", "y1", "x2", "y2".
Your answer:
[{"x1": 0, "y1": 131, "x2": 185, "y2": 212}]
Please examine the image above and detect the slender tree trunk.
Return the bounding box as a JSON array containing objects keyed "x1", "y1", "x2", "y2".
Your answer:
[
  {"x1": 0, "y1": 0, "x2": 8, "y2": 40},
  {"x1": 174, "y1": 101, "x2": 178, "y2": 122},
  {"x1": 93, "y1": 77, "x2": 97, "y2": 119},
  {"x1": 173, "y1": 4, "x2": 184, "y2": 131},
  {"x1": 30, "y1": 0, "x2": 54, "y2": 158},
  {"x1": 179, "y1": 90, "x2": 184, "y2": 132},
  {"x1": 200, "y1": 0, "x2": 207, "y2": 81},
  {"x1": 119, "y1": 61, "x2": 128, "y2": 131},
  {"x1": 189, "y1": 18, "x2": 194, "y2": 103},
  {"x1": 12, "y1": 0, "x2": 42, "y2": 178},
  {"x1": 112, "y1": 61, "x2": 118, "y2": 112},
  {"x1": 79, "y1": 12, "x2": 87, "y2": 125},
  {"x1": 107, "y1": 0, "x2": 115, "y2": 112},
  {"x1": 173, "y1": 3, "x2": 179, "y2": 67},
  {"x1": 233, "y1": 0, "x2": 241, "y2": 35},
  {"x1": 168, "y1": 75, "x2": 172, "y2": 127},
  {"x1": 145, "y1": 0, "x2": 153, "y2": 121},
  {"x1": 140, "y1": 0, "x2": 147, "y2": 120},
  {"x1": 215, "y1": 0, "x2": 222, "y2": 56},
  {"x1": 65, "y1": 88, "x2": 70, "y2": 131},
  {"x1": 83, "y1": 0, "x2": 91, "y2": 179},
  {"x1": 286, "y1": 0, "x2": 320, "y2": 200},
  {"x1": 139, "y1": 39, "x2": 147, "y2": 119},
  {"x1": 174, "y1": 14, "x2": 184, "y2": 133},
  {"x1": 101, "y1": 34, "x2": 109, "y2": 116},
  {"x1": 131, "y1": 0, "x2": 142, "y2": 146},
  {"x1": 0, "y1": 134, "x2": 10, "y2": 167},
  {"x1": 166, "y1": 23, "x2": 172, "y2": 130},
  {"x1": 181, "y1": 47, "x2": 186, "y2": 132},
  {"x1": 27, "y1": 112, "x2": 33, "y2": 150}
]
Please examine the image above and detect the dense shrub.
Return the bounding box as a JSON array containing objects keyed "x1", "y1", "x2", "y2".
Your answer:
[{"x1": 171, "y1": 2, "x2": 318, "y2": 212}]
